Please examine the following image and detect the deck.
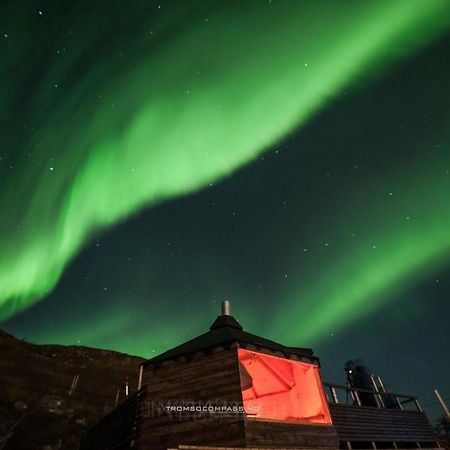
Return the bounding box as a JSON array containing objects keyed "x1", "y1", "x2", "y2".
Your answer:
[{"x1": 323, "y1": 383, "x2": 438, "y2": 449}]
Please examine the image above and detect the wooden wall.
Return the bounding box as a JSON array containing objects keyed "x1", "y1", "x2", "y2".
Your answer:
[
  {"x1": 329, "y1": 403, "x2": 438, "y2": 444},
  {"x1": 137, "y1": 345, "x2": 246, "y2": 449},
  {"x1": 245, "y1": 419, "x2": 339, "y2": 448}
]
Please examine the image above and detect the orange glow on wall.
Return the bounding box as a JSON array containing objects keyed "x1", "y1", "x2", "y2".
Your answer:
[{"x1": 238, "y1": 348, "x2": 332, "y2": 424}]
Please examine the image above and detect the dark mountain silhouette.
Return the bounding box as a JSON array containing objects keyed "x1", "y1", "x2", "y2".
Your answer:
[{"x1": 0, "y1": 329, "x2": 145, "y2": 450}]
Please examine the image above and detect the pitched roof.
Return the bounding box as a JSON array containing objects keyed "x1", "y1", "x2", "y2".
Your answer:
[{"x1": 142, "y1": 313, "x2": 316, "y2": 366}]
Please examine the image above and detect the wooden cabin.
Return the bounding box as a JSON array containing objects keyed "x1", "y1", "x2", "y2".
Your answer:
[{"x1": 80, "y1": 302, "x2": 439, "y2": 450}]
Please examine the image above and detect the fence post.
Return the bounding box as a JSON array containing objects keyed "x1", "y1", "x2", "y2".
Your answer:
[
  {"x1": 433, "y1": 389, "x2": 449, "y2": 419},
  {"x1": 68, "y1": 374, "x2": 79, "y2": 396},
  {"x1": 331, "y1": 386, "x2": 339, "y2": 404},
  {"x1": 353, "y1": 390, "x2": 362, "y2": 406},
  {"x1": 414, "y1": 398, "x2": 423, "y2": 412},
  {"x1": 115, "y1": 388, "x2": 120, "y2": 408}
]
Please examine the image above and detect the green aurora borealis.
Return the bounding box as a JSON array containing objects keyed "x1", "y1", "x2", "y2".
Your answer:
[
  {"x1": 1, "y1": 0, "x2": 449, "y2": 318},
  {"x1": 1, "y1": 0, "x2": 450, "y2": 409}
]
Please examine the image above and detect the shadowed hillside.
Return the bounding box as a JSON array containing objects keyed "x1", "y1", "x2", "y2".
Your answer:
[{"x1": 0, "y1": 329, "x2": 145, "y2": 450}]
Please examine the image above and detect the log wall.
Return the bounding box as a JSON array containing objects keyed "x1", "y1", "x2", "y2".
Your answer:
[
  {"x1": 245, "y1": 419, "x2": 339, "y2": 448},
  {"x1": 137, "y1": 345, "x2": 246, "y2": 449}
]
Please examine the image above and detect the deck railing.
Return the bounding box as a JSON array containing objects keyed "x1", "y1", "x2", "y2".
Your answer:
[
  {"x1": 324, "y1": 382, "x2": 422, "y2": 411},
  {"x1": 79, "y1": 386, "x2": 147, "y2": 450}
]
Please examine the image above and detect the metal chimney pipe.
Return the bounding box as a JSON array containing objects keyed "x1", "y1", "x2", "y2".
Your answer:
[{"x1": 222, "y1": 300, "x2": 231, "y2": 316}]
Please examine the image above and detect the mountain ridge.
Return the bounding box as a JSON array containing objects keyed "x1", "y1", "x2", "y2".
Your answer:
[{"x1": 0, "y1": 328, "x2": 145, "y2": 450}]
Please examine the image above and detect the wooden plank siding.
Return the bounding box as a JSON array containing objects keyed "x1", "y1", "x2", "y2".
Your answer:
[
  {"x1": 245, "y1": 419, "x2": 339, "y2": 449},
  {"x1": 329, "y1": 403, "x2": 438, "y2": 443},
  {"x1": 137, "y1": 345, "x2": 246, "y2": 449}
]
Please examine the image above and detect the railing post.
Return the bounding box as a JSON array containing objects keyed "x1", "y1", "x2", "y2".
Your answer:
[
  {"x1": 353, "y1": 389, "x2": 362, "y2": 406},
  {"x1": 331, "y1": 386, "x2": 339, "y2": 404},
  {"x1": 138, "y1": 365, "x2": 143, "y2": 390},
  {"x1": 414, "y1": 398, "x2": 423, "y2": 412},
  {"x1": 434, "y1": 389, "x2": 450, "y2": 420},
  {"x1": 114, "y1": 388, "x2": 120, "y2": 408},
  {"x1": 349, "y1": 389, "x2": 355, "y2": 404},
  {"x1": 373, "y1": 392, "x2": 384, "y2": 408}
]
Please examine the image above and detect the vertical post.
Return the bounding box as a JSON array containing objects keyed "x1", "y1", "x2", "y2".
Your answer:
[
  {"x1": 354, "y1": 390, "x2": 362, "y2": 407},
  {"x1": 68, "y1": 376, "x2": 75, "y2": 396},
  {"x1": 434, "y1": 389, "x2": 450, "y2": 420},
  {"x1": 349, "y1": 388, "x2": 355, "y2": 404},
  {"x1": 371, "y1": 375, "x2": 378, "y2": 391},
  {"x1": 370, "y1": 375, "x2": 386, "y2": 393},
  {"x1": 373, "y1": 392, "x2": 384, "y2": 408},
  {"x1": 138, "y1": 365, "x2": 143, "y2": 390},
  {"x1": 68, "y1": 374, "x2": 79, "y2": 396},
  {"x1": 395, "y1": 395, "x2": 403, "y2": 410},
  {"x1": 125, "y1": 376, "x2": 129, "y2": 398},
  {"x1": 414, "y1": 398, "x2": 423, "y2": 412},
  {"x1": 331, "y1": 386, "x2": 339, "y2": 404},
  {"x1": 114, "y1": 388, "x2": 120, "y2": 408},
  {"x1": 371, "y1": 375, "x2": 385, "y2": 408}
]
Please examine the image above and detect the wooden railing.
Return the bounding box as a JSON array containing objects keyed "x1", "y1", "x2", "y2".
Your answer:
[
  {"x1": 324, "y1": 382, "x2": 422, "y2": 411},
  {"x1": 79, "y1": 387, "x2": 147, "y2": 450}
]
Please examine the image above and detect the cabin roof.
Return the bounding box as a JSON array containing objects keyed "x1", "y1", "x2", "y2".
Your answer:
[{"x1": 142, "y1": 313, "x2": 316, "y2": 366}]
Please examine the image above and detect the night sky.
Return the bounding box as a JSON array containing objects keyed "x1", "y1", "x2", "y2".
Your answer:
[{"x1": 1, "y1": 0, "x2": 449, "y2": 422}]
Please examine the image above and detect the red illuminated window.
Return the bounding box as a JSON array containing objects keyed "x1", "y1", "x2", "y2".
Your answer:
[{"x1": 238, "y1": 348, "x2": 332, "y2": 424}]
